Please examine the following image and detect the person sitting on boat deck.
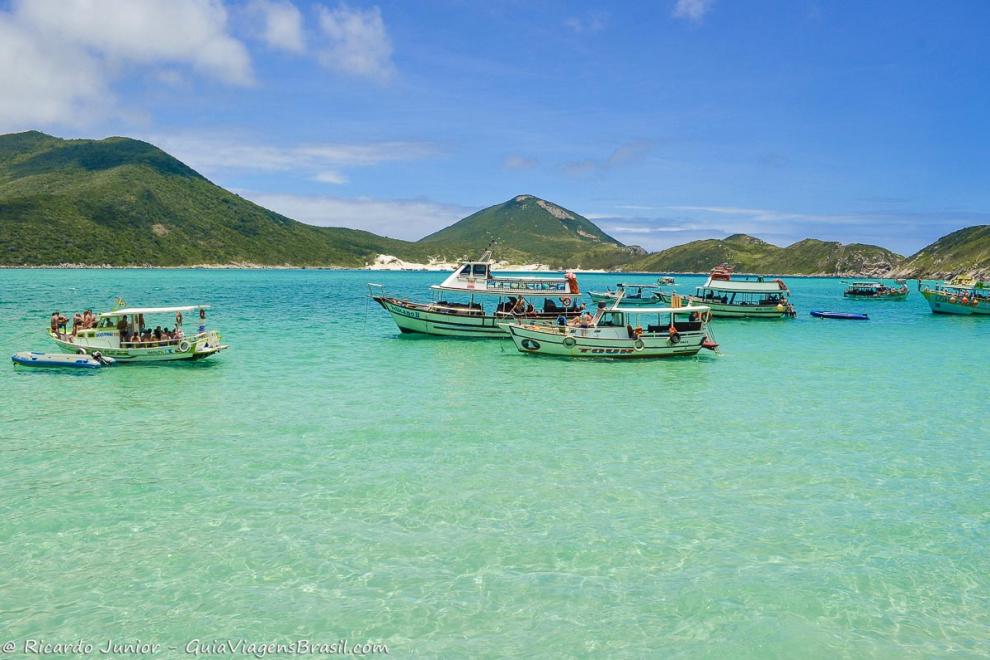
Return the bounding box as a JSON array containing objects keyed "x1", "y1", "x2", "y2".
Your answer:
[
  {"x1": 82, "y1": 309, "x2": 95, "y2": 328},
  {"x1": 153, "y1": 326, "x2": 163, "y2": 342},
  {"x1": 570, "y1": 311, "x2": 594, "y2": 328},
  {"x1": 69, "y1": 312, "x2": 83, "y2": 337},
  {"x1": 525, "y1": 303, "x2": 536, "y2": 316}
]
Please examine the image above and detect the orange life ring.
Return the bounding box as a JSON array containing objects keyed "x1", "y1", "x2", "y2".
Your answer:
[
  {"x1": 561, "y1": 296, "x2": 573, "y2": 307},
  {"x1": 962, "y1": 297, "x2": 969, "y2": 304}
]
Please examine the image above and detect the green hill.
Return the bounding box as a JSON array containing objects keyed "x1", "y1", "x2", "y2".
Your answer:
[
  {"x1": 418, "y1": 194, "x2": 642, "y2": 269},
  {"x1": 893, "y1": 226, "x2": 990, "y2": 278},
  {"x1": 625, "y1": 234, "x2": 903, "y2": 275},
  {"x1": 0, "y1": 131, "x2": 426, "y2": 266}
]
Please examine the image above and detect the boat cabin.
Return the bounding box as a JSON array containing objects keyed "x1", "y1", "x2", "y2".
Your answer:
[
  {"x1": 67, "y1": 305, "x2": 209, "y2": 349},
  {"x1": 596, "y1": 306, "x2": 709, "y2": 335}
]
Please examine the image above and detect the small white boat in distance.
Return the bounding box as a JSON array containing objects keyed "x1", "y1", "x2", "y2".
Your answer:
[
  {"x1": 49, "y1": 305, "x2": 228, "y2": 362},
  {"x1": 505, "y1": 303, "x2": 718, "y2": 358}
]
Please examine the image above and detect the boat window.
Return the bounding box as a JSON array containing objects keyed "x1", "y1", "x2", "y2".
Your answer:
[
  {"x1": 472, "y1": 264, "x2": 488, "y2": 277},
  {"x1": 459, "y1": 265, "x2": 472, "y2": 277}
]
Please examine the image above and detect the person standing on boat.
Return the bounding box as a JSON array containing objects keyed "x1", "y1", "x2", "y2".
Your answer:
[{"x1": 198, "y1": 308, "x2": 207, "y2": 334}]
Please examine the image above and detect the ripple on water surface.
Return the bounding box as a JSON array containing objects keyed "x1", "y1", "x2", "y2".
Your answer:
[{"x1": 1, "y1": 270, "x2": 989, "y2": 656}]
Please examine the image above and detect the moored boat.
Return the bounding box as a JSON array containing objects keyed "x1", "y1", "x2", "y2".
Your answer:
[
  {"x1": 920, "y1": 276, "x2": 990, "y2": 315},
  {"x1": 843, "y1": 280, "x2": 908, "y2": 299},
  {"x1": 588, "y1": 281, "x2": 665, "y2": 307},
  {"x1": 48, "y1": 305, "x2": 228, "y2": 362},
  {"x1": 12, "y1": 351, "x2": 114, "y2": 368},
  {"x1": 505, "y1": 303, "x2": 719, "y2": 358},
  {"x1": 658, "y1": 264, "x2": 796, "y2": 318},
  {"x1": 370, "y1": 249, "x2": 585, "y2": 338},
  {"x1": 810, "y1": 310, "x2": 869, "y2": 320}
]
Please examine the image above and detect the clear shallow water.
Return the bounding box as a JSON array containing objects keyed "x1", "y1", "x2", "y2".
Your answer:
[{"x1": 1, "y1": 269, "x2": 989, "y2": 657}]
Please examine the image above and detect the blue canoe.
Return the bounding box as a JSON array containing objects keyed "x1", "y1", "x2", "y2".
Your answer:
[
  {"x1": 810, "y1": 310, "x2": 869, "y2": 320},
  {"x1": 11, "y1": 351, "x2": 114, "y2": 368}
]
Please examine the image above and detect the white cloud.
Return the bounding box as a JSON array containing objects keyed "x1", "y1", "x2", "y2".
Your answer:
[
  {"x1": 241, "y1": 193, "x2": 476, "y2": 240},
  {"x1": 503, "y1": 154, "x2": 538, "y2": 171},
  {"x1": 16, "y1": 0, "x2": 253, "y2": 85},
  {"x1": 312, "y1": 170, "x2": 348, "y2": 185},
  {"x1": 672, "y1": 0, "x2": 714, "y2": 23},
  {"x1": 561, "y1": 140, "x2": 653, "y2": 177},
  {"x1": 0, "y1": 0, "x2": 252, "y2": 129},
  {"x1": 317, "y1": 4, "x2": 394, "y2": 82},
  {"x1": 564, "y1": 12, "x2": 608, "y2": 34},
  {"x1": 146, "y1": 133, "x2": 437, "y2": 177},
  {"x1": 249, "y1": 0, "x2": 305, "y2": 53},
  {"x1": 0, "y1": 17, "x2": 110, "y2": 129}
]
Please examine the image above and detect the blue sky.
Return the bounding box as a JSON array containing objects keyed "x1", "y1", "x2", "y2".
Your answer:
[{"x1": 1, "y1": 0, "x2": 989, "y2": 254}]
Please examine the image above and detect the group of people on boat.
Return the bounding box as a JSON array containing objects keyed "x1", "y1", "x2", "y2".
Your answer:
[
  {"x1": 118, "y1": 320, "x2": 184, "y2": 346},
  {"x1": 50, "y1": 309, "x2": 99, "y2": 338},
  {"x1": 49, "y1": 308, "x2": 207, "y2": 347},
  {"x1": 495, "y1": 296, "x2": 588, "y2": 317}
]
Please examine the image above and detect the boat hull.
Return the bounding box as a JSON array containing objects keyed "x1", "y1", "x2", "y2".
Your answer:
[
  {"x1": 506, "y1": 324, "x2": 706, "y2": 358},
  {"x1": 657, "y1": 293, "x2": 791, "y2": 318},
  {"x1": 12, "y1": 352, "x2": 111, "y2": 368},
  {"x1": 921, "y1": 289, "x2": 990, "y2": 315},
  {"x1": 810, "y1": 311, "x2": 869, "y2": 320},
  {"x1": 374, "y1": 296, "x2": 572, "y2": 338},
  {"x1": 588, "y1": 292, "x2": 661, "y2": 307},
  {"x1": 49, "y1": 331, "x2": 227, "y2": 362},
  {"x1": 843, "y1": 292, "x2": 908, "y2": 299}
]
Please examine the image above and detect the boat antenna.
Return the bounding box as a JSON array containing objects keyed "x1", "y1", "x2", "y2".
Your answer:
[{"x1": 478, "y1": 238, "x2": 497, "y2": 263}]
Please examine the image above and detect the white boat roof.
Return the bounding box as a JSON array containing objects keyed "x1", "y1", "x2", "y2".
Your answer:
[
  {"x1": 432, "y1": 267, "x2": 578, "y2": 297},
  {"x1": 99, "y1": 305, "x2": 209, "y2": 317},
  {"x1": 607, "y1": 304, "x2": 711, "y2": 314},
  {"x1": 700, "y1": 278, "x2": 789, "y2": 293}
]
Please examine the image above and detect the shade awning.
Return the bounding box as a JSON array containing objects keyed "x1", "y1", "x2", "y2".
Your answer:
[{"x1": 98, "y1": 305, "x2": 209, "y2": 317}]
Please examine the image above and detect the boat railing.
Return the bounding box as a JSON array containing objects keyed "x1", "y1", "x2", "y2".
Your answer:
[
  {"x1": 119, "y1": 331, "x2": 211, "y2": 349},
  {"x1": 367, "y1": 282, "x2": 387, "y2": 298}
]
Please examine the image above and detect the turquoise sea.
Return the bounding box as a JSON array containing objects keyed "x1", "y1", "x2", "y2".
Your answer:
[{"x1": 2, "y1": 269, "x2": 989, "y2": 658}]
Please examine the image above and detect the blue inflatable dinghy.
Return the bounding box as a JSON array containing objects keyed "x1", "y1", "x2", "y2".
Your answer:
[
  {"x1": 810, "y1": 310, "x2": 869, "y2": 320},
  {"x1": 11, "y1": 351, "x2": 114, "y2": 368}
]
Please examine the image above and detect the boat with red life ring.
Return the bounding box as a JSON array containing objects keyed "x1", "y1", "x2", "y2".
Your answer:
[
  {"x1": 504, "y1": 301, "x2": 719, "y2": 359},
  {"x1": 920, "y1": 276, "x2": 990, "y2": 316},
  {"x1": 657, "y1": 264, "x2": 796, "y2": 318}
]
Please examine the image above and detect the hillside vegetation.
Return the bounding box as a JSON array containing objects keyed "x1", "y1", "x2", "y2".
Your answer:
[
  {"x1": 625, "y1": 234, "x2": 903, "y2": 275},
  {"x1": 893, "y1": 225, "x2": 990, "y2": 278},
  {"x1": 0, "y1": 131, "x2": 426, "y2": 266},
  {"x1": 4, "y1": 131, "x2": 988, "y2": 277},
  {"x1": 418, "y1": 194, "x2": 642, "y2": 269}
]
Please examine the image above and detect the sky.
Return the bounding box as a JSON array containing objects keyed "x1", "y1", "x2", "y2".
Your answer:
[{"x1": 1, "y1": 0, "x2": 989, "y2": 254}]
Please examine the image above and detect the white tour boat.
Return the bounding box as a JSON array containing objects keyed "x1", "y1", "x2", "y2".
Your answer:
[
  {"x1": 505, "y1": 302, "x2": 719, "y2": 359},
  {"x1": 370, "y1": 249, "x2": 585, "y2": 338},
  {"x1": 659, "y1": 264, "x2": 796, "y2": 318},
  {"x1": 49, "y1": 305, "x2": 228, "y2": 362}
]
